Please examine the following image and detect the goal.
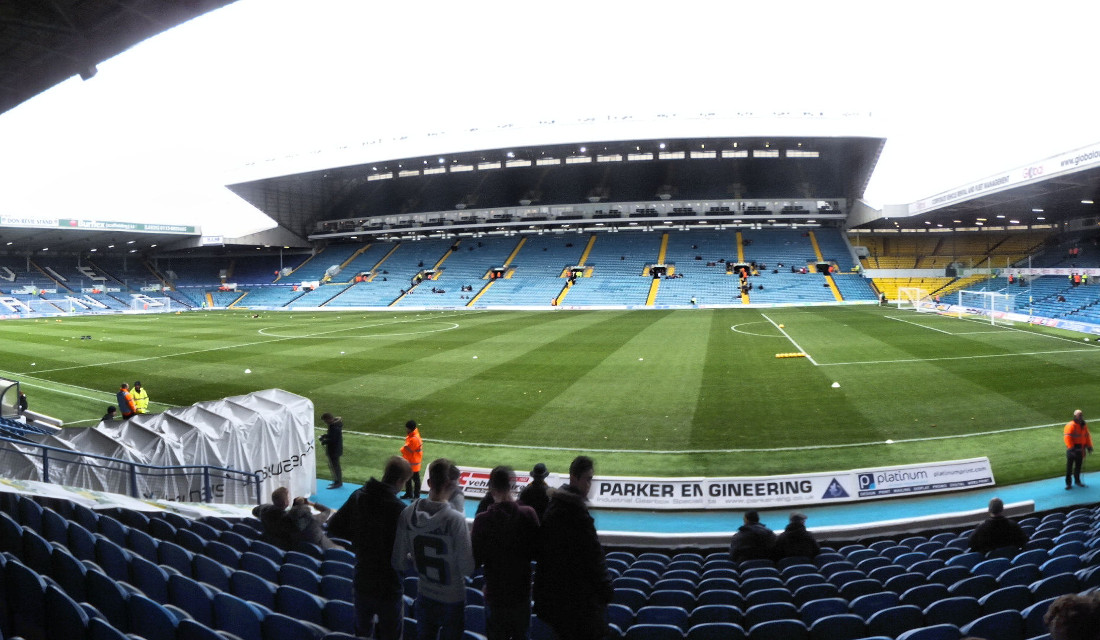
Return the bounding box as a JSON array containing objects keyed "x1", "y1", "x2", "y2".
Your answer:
[
  {"x1": 130, "y1": 296, "x2": 173, "y2": 313},
  {"x1": 897, "y1": 287, "x2": 936, "y2": 313},
  {"x1": 957, "y1": 290, "x2": 1016, "y2": 325}
]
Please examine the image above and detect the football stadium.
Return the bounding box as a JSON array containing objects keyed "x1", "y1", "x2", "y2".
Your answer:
[{"x1": 0, "y1": 2, "x2": 1099, "y2": 640}]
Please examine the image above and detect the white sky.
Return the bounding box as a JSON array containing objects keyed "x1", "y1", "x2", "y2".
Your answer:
[{"x1": 1, "y1": 0, "x2": 1098, "y2": 237}]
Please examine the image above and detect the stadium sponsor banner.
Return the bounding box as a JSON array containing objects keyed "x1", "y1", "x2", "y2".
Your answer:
[
  {"x1": 456, "y1": 466, "x2": 563, "y2": 501},
  {"x1": 1006, "y1": 268, "x2": 1100, "y2": 276},
  {"x1": 853, "y1": 458, "x2": 993, "y2": 499},
  {"x1": 453, "y1": 458, "x2": 992, "y2": 511}
]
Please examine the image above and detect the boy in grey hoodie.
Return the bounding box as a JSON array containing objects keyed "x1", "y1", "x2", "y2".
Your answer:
[{"x1": 392, "y1": 458, "x2": 474, "y2": 640}]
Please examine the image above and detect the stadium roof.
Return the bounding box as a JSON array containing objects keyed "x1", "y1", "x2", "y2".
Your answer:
[
  {"x1": 0, "y1": 0, "x2": 236, "y2": 118},
  {"x1": 228, "y1": 136, "x2": 887, "y2": 240}
]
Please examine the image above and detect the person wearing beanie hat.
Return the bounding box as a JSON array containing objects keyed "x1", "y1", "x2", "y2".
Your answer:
[
  {"x1": 518, "y1": 462, "x2": 554, "y2": 521},
  {"x1": 773, "y1": 512, "x2": 820, "y2": 560}
]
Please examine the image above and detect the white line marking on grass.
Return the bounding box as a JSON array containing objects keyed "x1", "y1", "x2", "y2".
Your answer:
[
  {"x1": 257, "y1": 321, "x2": 460, "y2": 339},
  {"x1": 760, "y1": 313, "x2": 818, "y2": 365},
  {"x1": 818, "y1": 347, "x2": 1098, "y2": 366},
  {"x1": 729, "y1": 322, "x2": 786, "y2": 338},
  {"x1": 14, "y1": 311, "x2": 476, "y2": 376},
  {"x1": 346, "y1": 420, "x2": 1064, "y2": 454},
  {"x1": 885, "y1": 315, "x2": 952, "y2": 334}
]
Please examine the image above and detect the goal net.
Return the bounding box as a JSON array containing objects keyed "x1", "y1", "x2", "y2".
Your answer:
[
  {"x1": 957, "y1": 290, "x2": 1016, "y2": 325},
  {"x1": 897, "y1": 287, "x2": 935, "y2": 312},
  {"x1": 130, "y1": 296, "x2": 173, "y2": 313}
]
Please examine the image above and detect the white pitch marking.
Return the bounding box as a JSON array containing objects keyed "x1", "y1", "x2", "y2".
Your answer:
[
  {"x1": 345, "y1": 420, "x2": 1065, "y2": 454},
  {"x1": 761, "y1": 313, "x2": 818, "y2": 365}
]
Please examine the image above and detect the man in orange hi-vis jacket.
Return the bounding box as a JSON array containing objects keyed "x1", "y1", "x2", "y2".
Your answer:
[
  {"x1": 1064, "y1": 409, "x2": 1093, "y2": 490},
  {"x1": 401, "y1": 420, "x2": 423, "y2": 500}
]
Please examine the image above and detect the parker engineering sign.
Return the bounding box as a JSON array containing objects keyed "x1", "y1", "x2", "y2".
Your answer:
[{"x1": 456, "y1": 458, "x2": 994, "y2": 511}]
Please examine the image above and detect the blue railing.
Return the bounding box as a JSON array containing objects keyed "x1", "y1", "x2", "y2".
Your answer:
[{"x1": 0, "y1": 430, "x2": 262, "y2": 505}]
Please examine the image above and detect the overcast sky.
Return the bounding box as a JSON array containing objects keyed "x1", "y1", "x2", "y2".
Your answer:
[{"x1": 1, "y1": 0, "x2": 1097, "y2": 237}]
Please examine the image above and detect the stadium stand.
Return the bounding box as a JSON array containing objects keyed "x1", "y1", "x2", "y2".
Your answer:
[{"x1": 0, "y1": 483, "x2": 1094, "y2": 639}]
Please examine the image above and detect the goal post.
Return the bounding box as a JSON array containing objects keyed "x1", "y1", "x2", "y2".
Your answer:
[
  {"x1": 130, "y1": 296, "x2": 173, "y2": 313},
  {"x1": 897, "y1": 287, "x2": 935, "y2": 312},
  {"x1": 957, "y1": 290, "x2": 1016, "y2": 325}
]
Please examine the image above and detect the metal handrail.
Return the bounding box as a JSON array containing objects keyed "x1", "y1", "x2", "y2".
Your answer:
[{"x1": 0, "y1": 432, "x2": 262, "y2": 505}]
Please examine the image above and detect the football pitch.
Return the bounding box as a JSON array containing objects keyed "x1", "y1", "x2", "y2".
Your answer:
[{"x1": 1, "y1": 306, "x2": 1096, "y2": 488}]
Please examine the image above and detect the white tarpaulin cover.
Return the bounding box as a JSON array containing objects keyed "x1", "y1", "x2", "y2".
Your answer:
[{"x1": 0, "y1": 389, "x2": 315, "y2": 504}]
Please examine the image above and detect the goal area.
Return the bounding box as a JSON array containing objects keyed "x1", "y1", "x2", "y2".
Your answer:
[
  {"x1": 130, "y1": 296, "x2": 173, "y2": 313},
  {"x1": 897, "y1": 287, "x2": 935, "y2": 312},
  {"x1": 957, "y1": 289, "x2": 1016, "y2": 325}
]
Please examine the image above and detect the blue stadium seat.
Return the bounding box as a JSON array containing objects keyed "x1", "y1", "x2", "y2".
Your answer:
[
  {"x1": 239, "y1": 551, "x2": 279, "y2": 583},
  {"x1": 781, "y1": 564, "x2": 818, "y2": 579},
  {"x1": 1029, "y1": 572, "x2": 1080, "y2": 600},
  {"x1": 94, "y1": 535, "x2": 132, "y2": 583},
  {"x1": 959, "y1": 609, "x2": 1025, "y2": 640},
  {"x1": 927, "y1": 566, "x2": 970, "y2": 587},
  {"x1": 230, "y1": 571, "x2": 277, "y2": 610},
  {"x1": 45, "y1": 582, "x2": 89, "y2": 640},
  {"x1": 848, "y1": 591, "x2": 900, "y2": 619},
  {"x1": 868, "y1": 564, "x2": 906, "y2": 583},
  {"x1": 743, "y1": 602, "x2": 799, "y2": 630},
  {"x1": 697, "y1": 589, "x2": 745, "y2": 608},
  {"x1": 624, "y1": 623, "x2": 685, "y2": 640},
  {"x1": 129, "y1": 554, "x2": 170, "y2": 603},
  {"x1": 797, "y1": 597, "x2": 848, "y2": 626},
  {"x1": 785, "y1": 574, "x2": 826, "y2": 592},
  {"x1": 126, "y1": 527, "x2": 159, "y2": 563},
  {"x1": 947, "y1": 574, "x2": 997, "y2": 599},
  {"x1": 21, "y1": 527, "x2": 53, "y2": 576},
  {"x1": 866, "y1": 604, "x2": 924, "y2": 639},
  {"x1": 88, "y1": 616, "x2": 129, "y2": 640},
  {"x1": 1040, "y1": 555, "x2": 1082, "y2": 577},
  {"x1": 192, "y1": 553, "x2": 232, "y2": 592},
  {"x1": 636, "y1": 605, "x2": 690, "y2": 630},
  {"x1": 217, "y1": 530, "x2": 253, "y2": 554},
  {"x1": 68, "y1": 522, "x2": 98, "y2": 562},
  {"x1": 978, "y1": 584, "x2": 1032, "y2": 615},
  {"x1": 157, "y1": 540, "x2": 194, "y2": 576},
  {"x1": 922, "y1": 596, "x2": 981, "y2": 627},
  {"x1": 322, "y1": 599, "x2": 356, "y2": 636},
  {"x1": 320, "y1": 574, "x2": 354, "y2": 602},
  {"x1": 895, "y1": 623, "x2": 962, "y2": 640},
  {"x1": 614, "y1": 587, "x2": 649, "y2": 612},
  {"x1": 664, "y1": 569, "x2": 701, "y2": 583},
  {"x1": 746, "y1": 587, "x2": 794, "y2": 607},
  {"x1": 321, "y1": 559, "x2": 355, "y2": 580},
  {"x1": 884, "y1": 572, "x2": 925, "y2": 594},
  {"x1": 839, "y1": 578, "x2": 883, "y2": 601},
  {"x1": 51, "y1": 546, "x2": 88, "y2": 603},
  {"x1": 40, "y1": 506, "x2": 69, "y2": 545},
  {"x1": 748, "y1": 618, "x2": 808, "y2": 640},
  {"x1": 465, "y1": 604, "x2": 486, "y2": 635},
  {"x1": 944, "y1": 552, "x2": 983, "y2": 570},
  {"x1": 793, "y1": 583, "x2": 839, "y2": 606},
  {"x1": 213, "y1": 592, "x2": 265, "y2": 640},
  {"x1": 685, "y1": 622, "x2": 746, "y2": 640},
  {"x1": 168, "y1": 573, "x2": 216, "y2": 627},
  {"x1": 909, "y1": 559, "x2": 946, "y2": 576},
  {"x1": 855, "y1": 556, "x2": 891, "y2": 573},
  {"x1": 650, "y1": 589, "x2": 698, "y2": 610},
  {"x1": 606, "y1": 603, "x2": 634, "y2": 630},
  {"x1": 176, "y1": 528, "x2": 208, "y2": 554},
  {"x1": 128, "y1": 591, "x2": 180, "y2": 640},
  {"x1": 808, "y1": 613, "x2": 865, "y2": 640},
  {"x1": 687, "y1": 604, "x2": 742, "y2": 627},
  {"x1": 1011, "y1": 549, "x2": 1049, "y2": 567},
  {"x1": 615, "y1": 576, "x2": 655, "y2": 594},
  {"x1": 900, "y1": 584, "x2": 951, "y2": 610},
  {"x1": 203, "y1": 540, "x2": 241, "y2": 569},
  {"x1": 86, "y1": 566, "x2": 131, "y2": 632},
  {"x1": 698, "y1": 577, "x2": 739, "y2": 593},
  {"x1": 279, "y1": 561, "x2": 321, "y2": 594},
  {"x1": 998, "y1": 563, "x2": 1042, "y2": 588},
  {"x1": 700, "y1": 568, "x2": 738, "y2": 581},
  {"x1": 276, "y1": 584, "x2": 326, "y2": 626},
  {"x1": 262, "y1": 611, "x2": 327, "y2": 640},
  {"x1": 826, "y1": 570, "x2": 865, "y2": 588},
  {"x1": 1022, "y1": 596, "x2": 1058, "y2": 638},
  {"x1": 972, "y1": 557, "x2": 1011, "y2": 577}
]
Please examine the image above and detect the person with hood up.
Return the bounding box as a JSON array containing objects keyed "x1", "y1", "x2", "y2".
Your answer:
[
  {"x1": 773, "y1": 512, "x2": 820, "y2": 560},
  {"x1": 328, "y1": 456, "x2": 412, "y2": 640},
  {"x1": 392, "y1": 458, "x2": 473, "y2": 640}
]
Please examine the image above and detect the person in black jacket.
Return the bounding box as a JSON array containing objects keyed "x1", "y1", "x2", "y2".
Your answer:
[
  {"x1": 327, "y1": 456, "x2": 412, "y2": 640},
  {"x1": 968, "y1": 497, "x2": 1028, "y2": 553},
  {"x1": 773, "y1": 512, "x2": 820, "y2": 560},
  {"x1": 533, "y1": 456, "x2": 611, "y2": 640},
  {"x1": 320, "y1": 412, "x2": 344, "y2": 489},
  {"x1": 729, "y1": 511, "x2": 776, "y2": 562},
  {"x1": 518, "y1": 463, "x2": 554, "y2": 522}
]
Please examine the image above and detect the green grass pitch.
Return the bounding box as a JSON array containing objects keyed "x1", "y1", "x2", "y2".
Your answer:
[{"x1": 0, "y1": 306, "x2": 1094, "y2": 488}]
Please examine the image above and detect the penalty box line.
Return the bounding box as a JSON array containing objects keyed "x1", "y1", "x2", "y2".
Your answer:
[{"x1": 760, "y1": 313, "x2": 818, "y2": 365}]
